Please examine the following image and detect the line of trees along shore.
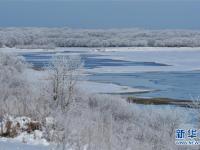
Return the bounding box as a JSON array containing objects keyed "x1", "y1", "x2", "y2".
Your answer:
[{"x1": 0, "y1": 28, "x2": 200, "y2": 48}]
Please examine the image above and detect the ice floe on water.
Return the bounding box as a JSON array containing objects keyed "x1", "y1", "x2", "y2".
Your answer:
[
  {"x1": 78, "y1": 81, "x2": 152, "y2": 94},
  {"x1": 89, "y1": 47, "x2": 200, "y2": 73}
]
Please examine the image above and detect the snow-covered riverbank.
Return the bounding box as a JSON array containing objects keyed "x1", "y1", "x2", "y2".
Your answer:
[{"x1": 23, "y1": 68, "x2": 151, "y2": 95}]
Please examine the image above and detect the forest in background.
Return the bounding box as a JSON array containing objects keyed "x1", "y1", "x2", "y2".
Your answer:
[{"x1": 0, "y1": 28, "x2": 200, "y2": 48}]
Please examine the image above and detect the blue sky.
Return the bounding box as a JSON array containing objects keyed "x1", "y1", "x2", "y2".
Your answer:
[{"x1": 0, "y1": 0, "x2": 199, "y2": 29}]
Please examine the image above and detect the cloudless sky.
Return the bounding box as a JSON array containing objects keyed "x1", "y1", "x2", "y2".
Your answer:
[{"x1": 0, "y1": 0, "x2": 199, "y2": 29}]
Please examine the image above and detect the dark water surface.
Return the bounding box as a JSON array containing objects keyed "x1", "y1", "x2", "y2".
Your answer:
[{"x1": 88, "y1": 72, "x2": 200, "y2": 100}]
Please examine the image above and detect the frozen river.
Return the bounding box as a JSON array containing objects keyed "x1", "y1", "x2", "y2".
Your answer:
[{"x1": 17, "y1": 47, "x2": 200, "y2": 100}]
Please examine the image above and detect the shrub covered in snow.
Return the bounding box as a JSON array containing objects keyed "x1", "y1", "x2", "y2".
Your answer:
[
  {"x1": 48, "y1": 93, "x2": 189, "y2": 150},
  {"x1": 0, "y1": 53, "x2": 32, "y2": 116}
]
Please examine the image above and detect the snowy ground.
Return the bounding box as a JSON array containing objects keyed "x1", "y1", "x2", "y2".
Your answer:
[
  {"x1": 0, "y1": 116, "x2": 50, "y2": 150},
  {"x1": 0, "y1": 138, "x2": 50, "y2": 150}
]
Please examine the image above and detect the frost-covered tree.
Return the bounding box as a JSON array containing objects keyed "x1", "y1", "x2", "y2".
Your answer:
[{"x1": 47, "y1": 55, "x2": 82, "y2": 112}]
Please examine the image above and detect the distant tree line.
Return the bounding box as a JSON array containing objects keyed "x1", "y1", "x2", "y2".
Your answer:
[{"x1": 0, "y1": 27, "x2": 200, "y2": 48}]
